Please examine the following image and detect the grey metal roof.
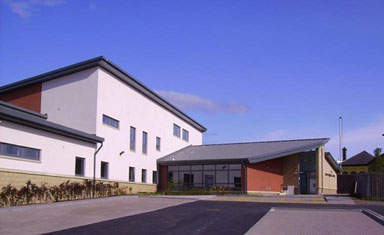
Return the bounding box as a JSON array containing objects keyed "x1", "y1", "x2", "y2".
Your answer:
[
  {"x1": 0, "y1": 101, "x2": 104, "y2": 144},
  {"x1": 325, "y1": 152, "x2": 341, "y2": 173},
  {"x1": 158, "y1": 138, "x2": 330, "y2": 164},
  {"x1": 342, "y1": 151, "x2": 375, "y2": 166},
  {"x1": 0, "y1": 56, "x2": 206, "y2": 133}
]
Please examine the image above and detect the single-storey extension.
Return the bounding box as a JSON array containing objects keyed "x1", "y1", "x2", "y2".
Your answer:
[
  {"x1": 158, "y1": 138, "x2": 340, "y2": 194},
  {"x1": 0, "y1": 101, "x2": 104, "y2": 188}
]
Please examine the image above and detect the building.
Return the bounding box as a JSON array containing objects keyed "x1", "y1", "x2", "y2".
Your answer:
[
  {"x1": 0, "y1": 57, "x2": 206, "y2": 193},
  {"x1": 158, "y1": 138, "x2": 340, "y2": 194},
  {"x1": 0, "y1": 101, "x2": 103, "y2": 188},
  {"x1": 0, "y1": 56, "x2": 338, "y2": 195},
  {"x1": 342, "y1": 151, "x2": 375, "y2": 174}
]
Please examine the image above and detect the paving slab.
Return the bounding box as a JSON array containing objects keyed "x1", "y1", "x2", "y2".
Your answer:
[
  {"x1": 325, "y1": 195, "x2": 356, "y2": 205},
  {"x1": 0, "y1": 196, "x2": 194, "y2": 235},
  {"x1": 246, "y1": 207, "x2": 384, "y2": 235},
  {"x1": 204, "y1": 195, "x2": 326, "y2": 204}
]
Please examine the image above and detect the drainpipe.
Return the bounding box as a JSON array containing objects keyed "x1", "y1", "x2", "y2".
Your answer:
[
  {"x1": 242, "y1": 162, "x2": 247, "y2": 194},
  {"x1": 93, "y1": 142, "x2": 103, "y2": 198}
]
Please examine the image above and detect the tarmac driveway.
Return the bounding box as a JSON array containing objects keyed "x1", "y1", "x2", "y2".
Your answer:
[
  {"x1": 0, "y1": 196, "x2": 195, "y2": 235},
  {"x1": 1, "y1": 195, "x2": 384, "y2": 235}
]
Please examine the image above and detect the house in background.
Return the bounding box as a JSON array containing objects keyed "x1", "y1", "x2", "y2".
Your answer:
[
  {"x1": 158, "y1": 138, "x2": 340, "y2": 195},
  {"x1": 342, "y1": 151, "x2": 375, "y2": 174}
]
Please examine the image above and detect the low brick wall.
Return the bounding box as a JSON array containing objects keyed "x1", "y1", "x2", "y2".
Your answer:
[{"x1": 0, "y1": 169, "x2": 156, "y2": 194}]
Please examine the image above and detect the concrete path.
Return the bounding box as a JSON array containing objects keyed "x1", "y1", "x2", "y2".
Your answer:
[
  {"x1": 246, "y1": 207, "x2": 384, "y2": 235},
  {"x1": 0, "y1": 196, "x2": 194, "y2": 235},
  {"x1": 143, "y1": 195, "x2": 217, "y2": 200},
  {"x1": 325, "y1": 195, "x2": 356, "y2": 205},
  {"x1": 205, "y1": 195, "x2": 327, "y2": 204}
]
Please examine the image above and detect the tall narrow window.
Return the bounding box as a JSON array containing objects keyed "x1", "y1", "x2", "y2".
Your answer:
[
  {"x1": 182, "y1": 129, "x2": 189, "y2": 142},
  {"x1": 102, "y1": 114, "x2": 119, "y2": 128},
  {"x1": 129, "y1": 167, "x2": 135, "y2": 182},
  {"x1": 152, "y1": 171, "x2": 158, "y2": 184},
  {"x1": 142, "y1": 131, "x2": 148, "y2": 154},
  {"x1": 130, "y1": 126, "x2": 136, "y2": 151},
  {"x1": 101, "y1": 161, "x2": 109, "y2": 179},
  {"x1": 156, "y1": 137, "x2": 161, "y2": 151},
  {"x1": 75, "y1": 157, "x2": 85, "y2": 176},
  {"x1": 173, "y1": 124, "x2": 180, "y2": 137},
  {"x1": 142, "y1": 169, "x2": 147, "y2": 183}
]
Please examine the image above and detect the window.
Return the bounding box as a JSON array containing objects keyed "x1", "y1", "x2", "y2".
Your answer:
[
  {"x1": 0, "y1": 142, "x2": 40, "y2": 161},
  {"x1": 156, "y1": 137, "x2": 161, "y2": 151},
  {"x1": 142, "y1": 169, "x2": 147, "y2": 183},
  {"x1": 129, "y1": 167, "x2": 135, "y2": 182},
  {"x1": 101, "y1": 161, "x2": 109, "y2": 179},
  {"x1": 75, "y1": 157, "x2": 85, "y2": 176},
  {"x1": 173, "y1": 124, "x2": 180, "y2": 137},
  {"x1": 152, "y1": 171, "x2": 158, "y2": 184},
  {"x1": 130, "y1": 127, "x2": 136, "y2": 151},
  {"x1": 182, "y1": 129, "x2": 189, "y2": 142},
  {"x1": 142, "y1": 132, "x2": 148, "y2": 154},
  {"x1": 102, "y1": 114, "x2": 119, "y2": 128},
  {"x1": 167, "y1": 163, "x2": 242, "y2": 191}
]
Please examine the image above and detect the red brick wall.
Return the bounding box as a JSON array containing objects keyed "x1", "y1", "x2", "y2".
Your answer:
[
  {"x1": 158, "y1": 165, "x2": 168, "y2": 191},
  {"x1": 0, "y1": 83, "x2": 42, "y2": 112},
  {"x1": 246, "y1": 158, "x2": 283, "y2": 192}
]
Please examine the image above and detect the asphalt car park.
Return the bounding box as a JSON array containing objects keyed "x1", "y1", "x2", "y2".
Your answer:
[{"x1": 1, "y1": 196, "x2": 384, "y2": 235}]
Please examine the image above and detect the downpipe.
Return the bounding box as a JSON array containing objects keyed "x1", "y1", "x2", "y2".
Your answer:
[{"x1": 93, "y1": 142, "x2": 103, "y2": 198}]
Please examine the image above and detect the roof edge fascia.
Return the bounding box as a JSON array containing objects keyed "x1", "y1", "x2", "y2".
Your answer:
[
  {"x1": 0, "y1": 113, "x2": 104, "y2": 144},
  {"x1": 248, "y1": 138, "x2": 330, "y2": 163},
  {"x1": 0, "y1": 57, "x2": 207, "y2": 133}
]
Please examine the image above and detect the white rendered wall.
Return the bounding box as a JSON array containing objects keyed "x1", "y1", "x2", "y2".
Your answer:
[
  {"x1": 95, "y1": 68, "x2": 203, "y2": 183},
  {"x1": 0, "y1": 120, "x2": 96, "y2": 177},
  {"x1": 41, "y1": 68, "x2": 99, "y2": 134}
]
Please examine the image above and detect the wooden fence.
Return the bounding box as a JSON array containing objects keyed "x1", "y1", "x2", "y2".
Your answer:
[{"x1": 338, "y1": 173, "x2": 384, "y2": 199}]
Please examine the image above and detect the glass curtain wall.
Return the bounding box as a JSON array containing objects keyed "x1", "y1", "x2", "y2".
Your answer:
[{"x1": 168, "y1": 163, "x2": 242, "y2": 191}]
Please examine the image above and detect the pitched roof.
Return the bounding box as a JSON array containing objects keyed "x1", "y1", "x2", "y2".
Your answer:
[
  {"x1": 0, "y1": 56, "x2": 206, "y2": 133},
  {"x1": 0, "y1": 101, "x2": 104, "y2": 144},
  {"x1": 342, "y1": 151, "x2": 375, "y2": 166},
  {"x1": 158, "y1": 138, "x2": 329, "y2": 164},
  {"x1": 325, "y1": 152, "x2": 342, "y2": 173}
]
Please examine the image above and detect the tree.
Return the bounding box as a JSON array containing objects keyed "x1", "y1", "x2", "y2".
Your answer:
[
  {"x1": 369, "y1": 147, "x2": 384, "y2": 173},
  {"x1": 374, "y1": 147, "x2": 382, "y2": 157}
]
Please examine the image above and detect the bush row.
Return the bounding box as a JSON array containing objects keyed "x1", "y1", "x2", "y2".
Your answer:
[{"x1": 0, "y1": 180, "x2": 132, "y2": 207}]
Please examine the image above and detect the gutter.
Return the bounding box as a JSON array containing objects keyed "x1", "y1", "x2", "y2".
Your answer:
[{"x1": 93, "y1": 142, "x2": 103, "y2": 198}]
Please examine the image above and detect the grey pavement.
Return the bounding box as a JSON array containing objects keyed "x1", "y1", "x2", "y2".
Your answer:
[
  {"x1": 0, "y1": 195, "x2": 194, "y2": 235},
  {"x1": 246, "y1": 207, "x2": 384, "y2": 235},
  {"x1": 325, "y1": 195, "x2": 356, "y2": 205}
]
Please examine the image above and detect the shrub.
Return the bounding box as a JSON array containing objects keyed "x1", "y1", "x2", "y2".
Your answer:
[{"x1": 0, "y1": 179, "x2": 131, "y2": 207}]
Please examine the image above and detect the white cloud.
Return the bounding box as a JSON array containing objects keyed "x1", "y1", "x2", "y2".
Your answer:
[
  {"x1": 155, "y1": 90, "x2": 250, "y2": 114},
  {"x1": 3, "y1": 0, "x2": 65, "y2": 18},
  {"x1": 88, "y1": 1, "x2": 95, "y2": 10},
  {"x1": 260, "y1": 115, "x2": 384, "y2": 160}
]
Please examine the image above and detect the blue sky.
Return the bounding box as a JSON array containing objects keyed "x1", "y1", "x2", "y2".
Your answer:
[{"x1": 1, "y1": 0, "x2": 383, "y2": 160}]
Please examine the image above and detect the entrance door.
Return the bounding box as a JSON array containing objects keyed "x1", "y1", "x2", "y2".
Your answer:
[
  {"x1": 299, "y1": 172, "x2": 308, "y2": 194},
  {"x1": 204, "y1": 175, "x2": 214, "y2": 188},
  {"x1": 183, "y1": 174, "x2": 194, "y2": 188}
]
